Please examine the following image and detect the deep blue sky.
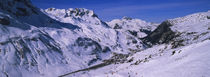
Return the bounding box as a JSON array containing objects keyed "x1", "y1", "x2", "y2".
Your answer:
[{"x1": 31, "y1": 0, "x2": 210, "y2": 22}]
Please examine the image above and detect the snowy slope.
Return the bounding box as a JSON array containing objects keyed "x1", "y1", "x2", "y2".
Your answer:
[
  {"x1": 80, "y1": 40, "x2": 210, "y2": 77},
  {"x1": 108, "y1": 17, "x2": 158, "y2": 38},
  {"x1": 43, "y1": 8, "x2": 119, "y2": 53},
  {"x1": 0, "y1": 0, "x2": 112, "y2": 77},
  {"x1": 43, "y1": 8, "x2": 116, "y2": 45},
  {"x1": 0, "y1": 0, "x2": 210, "y2": 77},
  {"x1": 107, "y1": 17, "x2": 158, "y2": 53},
  {"x1": 69, "y1": 11, "x2": 210, "y2": 77},
  {"x1": 167, "y1": 11, "x2": 210, "y2": 48},
  {"x1": 142, "y1": 11, "x2": 210, "y2": 47}
]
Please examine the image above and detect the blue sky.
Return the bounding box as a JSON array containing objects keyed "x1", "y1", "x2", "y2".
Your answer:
[{"x1": 31, "y1": 0, "x2": 210, "y2": 22}]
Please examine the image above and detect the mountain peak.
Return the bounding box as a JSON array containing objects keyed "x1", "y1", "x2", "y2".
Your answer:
[
  {"x1": 122, "y1": 16, "x2": 132, "y2": 20},
  {"x1": 69, "y1": 8, "x2": 98, "y2": 18},
  {"x1": 44, "y1": 7, "x2": 110, "y2": 28},
  {"x1": 45, "y1": 8, "x2": 98, "y2": 18}
]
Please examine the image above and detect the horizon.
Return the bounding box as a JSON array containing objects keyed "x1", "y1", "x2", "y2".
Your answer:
[{"x1": 31, "y1": 0, "x2": 210, "y2": 23}]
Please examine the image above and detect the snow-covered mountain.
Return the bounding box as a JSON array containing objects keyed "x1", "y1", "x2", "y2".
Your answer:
[
  {"x1": 43, "y1": 8, "x2": 157, "y2": 54},
  {"x1": 72, "y1": 11, "x2": 210, "y2": 77},
  {"x1": 0, "y1": 0, "x2": 210, "y2": 77},
  {"x1": 43, "y1": 8, "x2": 117, "y2": 52},
  {"x1": 108, "y1": 16, "x2": 158, "y2": 34},
  {"x1": 0, "y1": 0, "x2": 113, "y2": 77},
  {"x1": 107, "y1": 17, "x2": 158, "y2": 53},
  {"x1": 143, "y1": 11, "x2": 210, "y2": 46}
]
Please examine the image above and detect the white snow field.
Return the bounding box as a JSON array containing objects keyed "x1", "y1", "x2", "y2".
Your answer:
[
  {"x1": 81, "y1": 40, "x2": 210, "y2": 77},
  {"x1": 0, "y1": 0, "x2": 210, "y2": 77}
]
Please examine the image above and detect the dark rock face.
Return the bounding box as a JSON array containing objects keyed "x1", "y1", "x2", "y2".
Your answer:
[
  {"x1": 16, "y1": 7, "x2": 29, "y2": 16},
  {"x1": 103, "y1": 53, "x2": 129, "y2": 64},
  {"x1": 128, "y1": 30, "x2": 138, "y2": 37},
  {"x1": 91, "y1": 13, "x2": 98, "y2": 18},
  {"x1": 66, "y1": 8, "x2": 98, "y2": 18},
  {"x1": 102, "y1": 46, "x2": 111, "y2": 53},
  {"x1": 171, "y1": 39, "x2": 185, "y2": 48},
  {"x1": 0, "y1": 0, "x2": 38, "y2": 16},
  {"x1": 207, "y1": 16, "x2": 210, "y2": 19},
  {"x1": 142, "y1": 21, "x2": 176, "y2": 44},
  {"x1": 0, "y1": 16, "x2": 10, "y2": 25},
  {"x1": 139, "y1": 29, "x2": 152, "y2": 35},
  {"x1": 113, "y1": 24, "x2": 122, "y2": 29},
  {"x1": 101, "y1": 21, "x2": 111, "y2": 28},
  {"x1": 123, "y1": 17, "x2": 132, "y2": 20}
]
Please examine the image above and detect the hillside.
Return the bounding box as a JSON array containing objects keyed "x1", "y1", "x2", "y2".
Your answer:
[{"x1": 0, "y1": 0, "x2": 210, "y2": 77}]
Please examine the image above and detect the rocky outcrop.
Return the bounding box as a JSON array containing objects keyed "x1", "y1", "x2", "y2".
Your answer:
[
  {"x1": 207, "y1": 16, "x2": 210, "y2": 19},
  {"x1": 0, "y1": 15, "x2": 10, "y2": 25},
  {"x1": 142, "y1": 21, "x2": 176, "y2": 45}
]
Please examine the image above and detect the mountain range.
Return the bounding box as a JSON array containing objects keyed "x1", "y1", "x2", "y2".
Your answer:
[{"x1": 0, "y1": 0, "x2": 210, "y2": 77}]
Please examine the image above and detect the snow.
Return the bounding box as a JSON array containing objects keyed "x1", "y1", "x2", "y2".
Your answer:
[
  {"x1": 0, "y1": 1, "x2": 114, "y2": 77},
  {"x1": 169, "y1": 11, "x2": 210, "y2": 33},
  {"x1": 76, "y1": 40, "x2": 210, "y2": 77},
  {"x1": 43, "y1": 8, "x2": 159, "y2": 54},
  {"x1": 105, "y1": 17, "x2": 158, "y2": 53},
  {"x1": 0, "y1": 0, "x2": 210, "y2": 77},
  {"x1": 43, "y1": 8, "x2": 117, "y2": 48},
  {"x1": 59, "y1": 11, "x2": 210, "y2": 77}
]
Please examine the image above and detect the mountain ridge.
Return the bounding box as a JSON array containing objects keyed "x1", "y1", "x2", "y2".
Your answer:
[{"x1": 0, "y1": 0, "x2": 210, "y2": 77}]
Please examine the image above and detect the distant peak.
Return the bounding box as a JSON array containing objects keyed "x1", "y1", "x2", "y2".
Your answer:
[
  {"x1": 68, "y1": 8, "x2": 98, "y2": 18},
  {"x1": 122, "y1": 16, "x2": 132, "y2": 20},
  {"x1": 46, "y1": 8, "x2": 56, "y2": 11},
  {"x1": 45, "y1": 8, "x2": 98, "y2": 18}
]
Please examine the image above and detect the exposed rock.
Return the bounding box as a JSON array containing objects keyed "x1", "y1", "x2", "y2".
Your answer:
[
  {"x1": 102, "y1": 46, "x2": 111, "y2": 53},
  {"x1": 113, "y1": 24, "x2": 122, "y2": 29},
  {"x1": 92, "y1": 13, "x2": 98, "y2": 18},
  {"x1": 207, "y1": 16, "x2": 210, "y2": 19},
  {"x1": 142, "y1": 21, "x2": 176, "y2": 44},
  {"x1": 139, "y1": 29, "x2": 152, "y2": 34},
  {"x1": 171, "y1": 39, "x2": 185, "y2": 49},
  {"x1": 16, "y1": 7, "x2": 29, "y2": 16},
  {"x1": 103, "y1": 53, "x2": 129, "y2": 64},
  {"x1": 123, "y1": 16, "x2": 132, "y2": 20},
  {"x1": 128, "y1": 30, "x2": 138, "y2": 37},
  {"x1": 0, "y1": 0, "x2": 38, "y2": 16},
  {"x1": 0, "y1": 16, "x2": 10, "y2": 25}
]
